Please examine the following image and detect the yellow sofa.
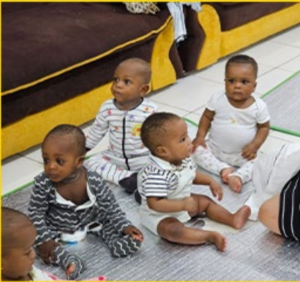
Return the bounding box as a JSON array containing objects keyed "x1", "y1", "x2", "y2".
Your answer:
[
  {"x1": 2, "y1": 2, "x2": 300, "y2": 160},
  {"x1": 196, "y1": 2, "x2": 300, "y2": 70},
  {"x1": 1, "y1": 3, "x2": 176, "y2": 159}
]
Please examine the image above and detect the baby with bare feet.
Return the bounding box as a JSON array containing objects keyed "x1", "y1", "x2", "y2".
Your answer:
[
  {"x1": 137, "y1": 112, "x2": 251, "y2": 252},
  {"x1": 192, "y1": 55, "x2": 270, "y2": 193}
]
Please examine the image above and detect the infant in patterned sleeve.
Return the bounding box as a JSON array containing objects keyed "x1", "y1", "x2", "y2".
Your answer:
[
  {"x1": 28, "y1": 124, "x2": 143, "y2": 280},
  {"x1": 84, "y1": 58, "x2": 158, "y2": 195}
]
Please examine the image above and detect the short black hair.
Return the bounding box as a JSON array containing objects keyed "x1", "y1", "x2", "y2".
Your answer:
[
  {"x1": 2, "y1": 207, "x2": 34, "y2": 255},
  {"x1": 118, "y1": 57, "x2": 152, "y2": 84},
  {"x1": 43, "y1": 124, "x2": 86, "y2": 156},
  {"x1": 225, "y1": 54, "x2": 258, "y2": 78},
  {"x1": 141, "y1": 112, "x2": 181, "y2": 154}
]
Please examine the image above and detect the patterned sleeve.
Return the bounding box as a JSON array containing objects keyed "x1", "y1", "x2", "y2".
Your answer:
[
  {"x1": 142, "y1": 171, "x2": 177, "y2": 198},
  {"x1": 28, "y1": 174, "x2": 55, "y2": 245},
  {"x1": 85, "y1": 103, "x2": 109, "y2": 150},
  {"x1": 91, "y1": 173, "x2": 132, "y2": 231}
]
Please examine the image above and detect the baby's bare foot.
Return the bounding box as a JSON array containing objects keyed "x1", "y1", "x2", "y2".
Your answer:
[
  {"x1": 220, "y1": 167, "x2": 234, "y2": 183},
  {"x1": 207, "y1": 231, "x2": 227, "y2": 252},
  {"x1": 232, "y1": 205, "x2": 251, "y2": 230},
  {"x1": 228, "y1": 175, "x2": 242, "y2": 192}
]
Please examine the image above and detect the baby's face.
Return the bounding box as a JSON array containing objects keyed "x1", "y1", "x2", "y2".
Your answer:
[
  {"x1": 111, "y1": 62, "x2": 148, "y2": 110},
  {"x1": 162, "y1": 118, "x2": 193, "y2": 165},
  {"x1": 225, "y1": 63, "x2": 257, "y2": 104},
  {"x1": 2, "y1": 223, "x2": 36, "y2": 280},
  {"x1": 42, "y1": 136, "x2": 82, "y2": 183}
]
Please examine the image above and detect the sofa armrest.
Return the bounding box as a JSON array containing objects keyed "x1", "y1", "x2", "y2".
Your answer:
[{"x1": 196, "y1": 4, "x2": 221, "y2": 70}]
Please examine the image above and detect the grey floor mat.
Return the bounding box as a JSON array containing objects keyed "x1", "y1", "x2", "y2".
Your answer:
[
  {"x1": 2, "y1": 177, "x2": 300, "y2": 281},
  {"x1": 262, "y1": 70, "x2": 300, "y2": 137},
  {"x1": 2, "y1": 123, "x2": 300, "y2": 280}
]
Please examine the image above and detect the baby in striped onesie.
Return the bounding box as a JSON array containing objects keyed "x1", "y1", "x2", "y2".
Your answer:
[
  {"x1": 28, "y1": 124, "x2": 143, "y2": 280},
  {"x1": 85, "y1": 58, "x2": 158, "y2": 195}
]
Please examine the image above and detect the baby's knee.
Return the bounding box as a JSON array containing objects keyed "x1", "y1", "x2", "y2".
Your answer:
[{"x1": 158, "y1": 219, "x2": 186, "y2": 241}]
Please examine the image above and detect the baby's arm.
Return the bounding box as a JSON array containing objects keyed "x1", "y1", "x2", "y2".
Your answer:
[
  {"x1": 242, "y1": 121, "x2": 270, "y2": 160},
  {"x1": 193, "y1": 170, "x2": 223, "y2": 201},
  {"x1": 147, "y1": 197, "x2": 197, "y2": 214},
  {"x1": 85, "y1": 106, "x2": 109, "y2": 151},
  {"x1": 28, "y1": 175, "x2": 58, "y2": 263},
  {"x1": 192, "y1": 108, "x2": 215, "y2": 152}
]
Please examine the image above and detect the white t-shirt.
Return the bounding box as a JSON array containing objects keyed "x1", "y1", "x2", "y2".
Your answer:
[{"x1": 207, "y1": 92, "x2": 270, "y2": 154}]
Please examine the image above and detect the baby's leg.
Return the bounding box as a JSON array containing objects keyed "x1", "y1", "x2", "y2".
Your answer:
[
  {"x1": 194, "y1": 194, "x2": 251, "y2": 230},
  {"x1": 228, "y1": 159, "x2": 254, "y2": 193},
  {"x1": 258, "y1": 194, "x2": 281, "y2": 235},
  {"x1": 84, "y1": 155, "x2": 132, "y2": 185},
  {"x1": 193, "y1": 145, "x2": 232, "y2": 181},
  {"x1": 157, "y1": 217, "x2": 227, "y2": 252},
  {"x1": 52, "y1": 245, "x2": 85, "y2": 280},
  {"x1": 95, "y1": 223, "x2": 141, "y2": 258}
]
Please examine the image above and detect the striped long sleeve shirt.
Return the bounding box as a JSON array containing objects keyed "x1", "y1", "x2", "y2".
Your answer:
[
  {"x1": 86, "y1": 98, "x2": 157, "y2": 159},
  {"x1": 28, "y1": 170, "x2": 132, "y2": 245}
]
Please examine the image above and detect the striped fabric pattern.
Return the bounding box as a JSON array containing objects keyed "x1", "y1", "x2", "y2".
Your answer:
[
  {"x1": 86, "y1": 98, "x2": 158, "y2": 159},
  {"x1": 279, "y1": 170, "x2": 300, "y2": 241},
  {"x1": 140, "y1": 156, "x2": 196, "y2": 198},
  {"x1": 28, "y1": 171, "x2": 132, "y2": 246}
]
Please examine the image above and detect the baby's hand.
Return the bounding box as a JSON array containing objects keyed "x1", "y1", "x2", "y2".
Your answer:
[
  {"x1": 209, "y1": 180, "x2": 223, "y2": 201},
  {"x1": 124, "y1": 225, "x2": 144, "y2": 242},
  {"x1": 242, "y1": 143, "x2": 257, "y2": 160},
  {"x1": 192, "y1": 136, "x2": 206, "y2": 152},
  {"x1": 37, "y1": 239, "x2": 60, "y2": 265},
  {"x1": 182, "y1": 197, "x2": 197, "y2": 214}
]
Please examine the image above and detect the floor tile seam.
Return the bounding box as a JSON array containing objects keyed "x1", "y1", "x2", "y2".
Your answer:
[
  {"x1": 148, "y1": 100, "x2": 198, "y2": 113},
  {"x1": 270, "y1": 39, "x2": 300, "y2": 49},
  {"x1": 188, "y1": 74, "x2": 224, "y2": 85}
]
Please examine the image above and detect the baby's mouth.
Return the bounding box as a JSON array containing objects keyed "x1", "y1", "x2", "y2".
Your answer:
[{"x1": 48, "y1": 173, "x2": 59, "y2": 179}]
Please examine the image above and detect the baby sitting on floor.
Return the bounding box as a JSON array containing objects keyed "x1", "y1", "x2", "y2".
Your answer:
[
  {"x1": 137, "y1": 112, "x2": 250, "y2": 252},
  {"x1": 28, "y1": 124, "x2": 143, "y2": 280}
]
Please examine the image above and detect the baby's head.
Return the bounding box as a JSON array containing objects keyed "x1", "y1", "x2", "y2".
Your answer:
[
  {"x1": 111, "y1": 58, "x2": 151, "y2": 110},
  {"x1": 225, "y1": 54, "x2": 258, "y2": 78},
  {"x1": 42, "y1": 124, "x2": 86, "y2": 183},
  {"x1": 2, "y1": 207, "x2": 37, "y2": 281},
  {"x1": 141, "y1": 112, "x2": 192, "y2": 165},
  {"x1": 224, "y1": 54, "x2": 258, "y2": 103}
]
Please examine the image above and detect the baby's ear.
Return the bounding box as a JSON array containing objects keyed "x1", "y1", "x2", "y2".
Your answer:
[
  {"x1": 77, "y1": 155, "x2": 86, "y2": 166},
  {"x1": 140, "y1": 84, "x2": 150, "y2": 96},
  {"x1": 156, "y1": 145, "x2": 168, "y2": 157}
]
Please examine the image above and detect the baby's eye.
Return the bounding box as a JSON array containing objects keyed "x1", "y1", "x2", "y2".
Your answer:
[
  {"x1": 56, "y1": 158, "x2": 64, "y2": 165},
  {"x1": 124, "y1": 79, "x2": 131, "y2": 85},
  {"x1": 241, "y1": 80, "x2": 249, "y2": 85},
  {"x1": 180, "y1": 137, "x2": 186, "y2": 143},
  {"x1": 25, "y1": 248, "x2": 33, "y2": 256},
  {"x1": 227, "y1": 78, "x2": 234, "y2": 84},
  {"x1": 43, "y1": 158, "x2": 49, "y2": 165},
  {"x1": 112, "y1": 77, "x2": 119, "y2": 82}
]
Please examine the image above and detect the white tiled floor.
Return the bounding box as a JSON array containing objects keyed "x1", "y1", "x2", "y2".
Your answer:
[{"x1": 2, "y1": 25, "x2": 300, "y2": 196}]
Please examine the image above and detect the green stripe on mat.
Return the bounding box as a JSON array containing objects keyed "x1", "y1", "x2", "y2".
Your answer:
[
  {"x1": 183, "y1": 117, "x2": 198, "y2": 127},
  {"x1": 261, "y1": 69, "x2": 300, "y2": 99},
  {"x1": 2, "y1": 180, "x2": 34, "y2": 198},
  {"x1": 261, "y1": 69, "x2": 300, "y2": 137}
]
